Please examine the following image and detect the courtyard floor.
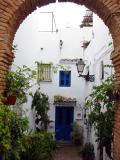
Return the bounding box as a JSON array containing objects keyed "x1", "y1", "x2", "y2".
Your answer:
[{"x1": 53, "y1": 144, "x2": 82, "y2": 160}]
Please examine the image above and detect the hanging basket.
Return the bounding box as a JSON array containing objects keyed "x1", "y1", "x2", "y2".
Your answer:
[{"x1": 4, "y1": 95, "x2": 17, "y2": 105}]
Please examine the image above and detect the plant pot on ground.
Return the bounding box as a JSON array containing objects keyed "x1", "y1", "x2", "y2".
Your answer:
[
  {"x1": 21, "y1": 132, "x2": 56, "y2": 160},
  {"x1": 79, "y1": 143, "x2": 95, "y2": 160},
  {"x1": 71, "y1": 122, "x2": 83, "y2": 146}
]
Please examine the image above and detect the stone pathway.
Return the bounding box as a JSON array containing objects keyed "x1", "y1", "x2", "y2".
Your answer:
[{"x1": 53, "y1": 145, "x2": 82, "y2": 160}]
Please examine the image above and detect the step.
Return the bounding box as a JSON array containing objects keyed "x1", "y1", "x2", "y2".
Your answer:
[{"x1": 56, "y1": 141, "x2": 73, "y2": 148}]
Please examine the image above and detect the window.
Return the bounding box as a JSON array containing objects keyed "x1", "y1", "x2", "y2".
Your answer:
[
  {"x1": 59, "y1": 71, "x2": 71, "y2": 87},
  {"x1": 37, "y1": 63, "x2": 52, "y2": 82}
]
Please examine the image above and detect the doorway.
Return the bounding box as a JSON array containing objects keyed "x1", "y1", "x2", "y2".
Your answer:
[{"x1": 55, "y1": 106, "x2": 74, "y2": 141}]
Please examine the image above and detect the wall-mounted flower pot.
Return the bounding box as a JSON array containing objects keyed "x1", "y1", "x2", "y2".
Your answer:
[
  {"x1": 106, "y1": 91, "x2": 120, "y2": 102},
  {"x1": 4, "y1": 95, "x2": 17, "y2": 105}
]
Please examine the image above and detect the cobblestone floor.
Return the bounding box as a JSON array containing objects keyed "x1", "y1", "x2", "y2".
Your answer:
[{"x1": 53, "y1": 145, "x2": 82, "y2": 160}]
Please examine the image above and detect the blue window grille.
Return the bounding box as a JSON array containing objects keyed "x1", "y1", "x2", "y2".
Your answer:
[{"x1": 59, "y1": 71, "x2": 71, "y2": 87}]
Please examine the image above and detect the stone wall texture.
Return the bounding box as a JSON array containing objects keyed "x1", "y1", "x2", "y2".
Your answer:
[{"x1": 0, "y1": 0, "x2": 120, "y2": 159}]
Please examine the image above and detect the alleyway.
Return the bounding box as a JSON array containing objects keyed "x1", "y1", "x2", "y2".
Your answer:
[{"x1": 53, "y1": 144, "x2": 82, "y2": 160}]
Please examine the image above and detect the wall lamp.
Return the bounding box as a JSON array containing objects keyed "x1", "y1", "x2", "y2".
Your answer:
[{"x1": 76, "y1": 59, "x2": 95, "y2": 82}]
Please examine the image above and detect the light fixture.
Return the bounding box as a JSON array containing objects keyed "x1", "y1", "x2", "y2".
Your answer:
[
  {"x1": 76, "y1": 59, "x2": 95, "y2": 82},
  {"x1": 60, "y1": 40, "x2": 63, "y2": 50}
]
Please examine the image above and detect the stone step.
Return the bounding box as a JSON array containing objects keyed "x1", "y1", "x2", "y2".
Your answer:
[{"x1": 56, "y1": 141, "x2": 73, "y2": 148}]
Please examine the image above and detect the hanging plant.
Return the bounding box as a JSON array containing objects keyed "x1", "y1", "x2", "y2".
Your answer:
[{"x1": 5, "y1": 65, "x2": 36, "y2": 105}]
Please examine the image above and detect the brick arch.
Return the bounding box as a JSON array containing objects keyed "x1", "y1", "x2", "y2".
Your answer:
[{"x1": 0, "y1": 0, "x2": 120, "y2": 159}]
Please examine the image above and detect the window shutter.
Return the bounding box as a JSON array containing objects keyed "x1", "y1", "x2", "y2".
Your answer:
[
  {"x1": 59, "y1": 71, "x2": 71, "y2": 87},
  {"x1": 37, "y1": 63, "x2": 52, "y2": 82}
]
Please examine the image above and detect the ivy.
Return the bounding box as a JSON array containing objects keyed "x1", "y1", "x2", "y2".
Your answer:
[{"x1": 85, "y1": 76, "x2": 116, "y2": 160}]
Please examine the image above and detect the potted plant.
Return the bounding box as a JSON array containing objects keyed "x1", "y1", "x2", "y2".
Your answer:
[
  {"x1": 4, "y1": 65, "x2": 36, "y2": 105},
  {"x1": 71, "y1": 122, "x2": 83, "y2": 146},
  {"x1": 4, "y1": 94, "x2": 17, "y2": 105},
  {"x1": 79, "y1": 143, "x2": 95, "y2": 160},
  {"x1": 54, "y1": 95, "x2": 66, "y2": 102}
]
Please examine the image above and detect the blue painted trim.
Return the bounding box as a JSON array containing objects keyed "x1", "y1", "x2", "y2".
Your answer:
[{"x1": 59, "y1": 71, "x2": 71, "y2": 87}]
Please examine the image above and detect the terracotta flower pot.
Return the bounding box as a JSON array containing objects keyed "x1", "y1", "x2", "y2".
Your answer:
[
  {"x1": 4, "y1": 95, "x2": 17, "y2": 105},
  {"x1": 107, "y1": 91, "x2": 120, "y2": 101}
]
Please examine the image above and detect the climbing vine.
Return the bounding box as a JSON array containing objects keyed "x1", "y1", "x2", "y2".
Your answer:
[
  {"x1": 31, "y1": 88, "x2": 50, "y2": 131},
  {"x1": 85, "y1": 75, "x2": 117, "y2": 160}
]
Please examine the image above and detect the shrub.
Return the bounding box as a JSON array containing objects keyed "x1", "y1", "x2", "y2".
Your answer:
[
  {"x1": 0, "y1": 97, "x2": 29, "y2": 160},
  {"x1": 21, "y1": 132, "x2": 56, "y2": 160}
]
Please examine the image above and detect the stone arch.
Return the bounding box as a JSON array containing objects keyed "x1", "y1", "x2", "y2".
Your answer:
[{"x1": 0, "y1": 0, "x2": 120, "y2": 159}]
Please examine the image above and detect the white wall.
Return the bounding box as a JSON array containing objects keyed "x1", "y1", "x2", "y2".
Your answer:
[
  {"x1": 12, "y1": 28, "x2": 91, "y2": 131},
  {"x1": 12, "y1": 4, "x2": 93, "y2": 133},
  {"x1": 12, "y1": 3, "x2": 114, "y2": 159},
  {"x1": 82, "y1": 14, "x2": 114, "y2": 160},
  {"x1": 13, "y1": 27, "x2": 92, "y2": 67}
]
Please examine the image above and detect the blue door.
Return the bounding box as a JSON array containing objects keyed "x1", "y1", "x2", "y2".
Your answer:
[{"x1": 55, "y1": 106, "x2": 74, "y2": 141}]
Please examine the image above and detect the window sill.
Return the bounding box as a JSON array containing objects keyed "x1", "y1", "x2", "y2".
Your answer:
[{"x1": 38, "y1": 80, "x2": 52, "y2": 82}]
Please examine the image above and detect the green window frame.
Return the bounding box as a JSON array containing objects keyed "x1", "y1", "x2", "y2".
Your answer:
[{"x1": 37, "y1": 63, "x2": 52, "y2": 82}]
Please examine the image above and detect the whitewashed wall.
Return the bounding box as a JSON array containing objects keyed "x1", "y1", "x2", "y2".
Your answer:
[
  {"x1": 82, "y1": 14, "x2": 114, "y2": 160},
  {"x1": 13, "y1": 4, "x2": 113, "y2": 159},
  {"x1": 13, "y1": 28, "x2": 92, "y2": 131},
  {"x1": 12, "y1": 4, "x2": 93, "y2": 133}
]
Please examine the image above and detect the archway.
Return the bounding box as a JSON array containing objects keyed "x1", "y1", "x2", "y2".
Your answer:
[{"x1": 0, "y1": 0, "x2": 120, "y2": 159}]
